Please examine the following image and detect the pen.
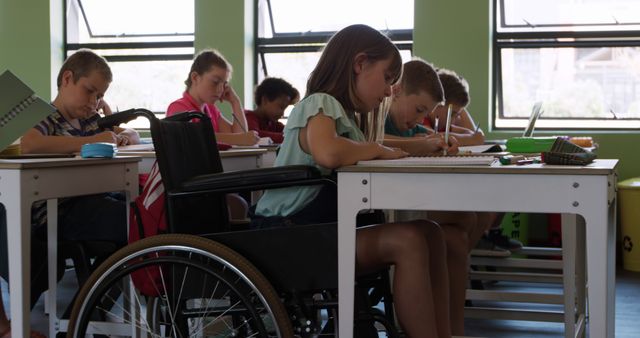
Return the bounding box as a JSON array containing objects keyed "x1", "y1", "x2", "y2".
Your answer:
[
  {"x1": 434, "y1": 117, "x2": 439, "y2": 135},
  {"x1": 443, "y1": 104, "x2": 453, "y2": 155},
  {"x1": 474, "y1": 123, "x2": 480, "y2": 134}
]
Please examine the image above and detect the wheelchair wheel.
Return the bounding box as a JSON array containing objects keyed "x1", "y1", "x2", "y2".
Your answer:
[{"x1": 67, "y1": 234, "x2": 294, "y2": 337}]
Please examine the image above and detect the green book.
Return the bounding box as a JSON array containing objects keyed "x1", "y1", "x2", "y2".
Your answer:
[{"x1": 0, "y1": 70, "x2": 56, "y2": 151}]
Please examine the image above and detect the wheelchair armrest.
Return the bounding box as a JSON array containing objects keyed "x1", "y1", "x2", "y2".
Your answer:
[{"x1": 175, "y1": 165, "x2": 331, "y2": 195}]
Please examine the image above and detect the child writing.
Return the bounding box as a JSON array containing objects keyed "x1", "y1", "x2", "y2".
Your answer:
[
  {"x1": 423, "y1": 68, "x2": 485, "y2": 146},
  {"x1": 167, "y1": 49, "x2": 260, "y2": 146},
  {"x1": 21, "y1": 53, "x2": 140, "y2": 153},
  {"x1": 245, "y1": 77, "x2": 298, "y2": 144},
  {"x1": 382, "y1": 59, "x2": 460, "y2": 156},
  {"x1": 382, "y1": 59, "x2": 477, "y2": 335},
  {"x1": 253, "y1": 24, "x2": 453, "y2": 337},
  {"x1": 11, "y1": 49, "x2": 135, "y2": 336}
]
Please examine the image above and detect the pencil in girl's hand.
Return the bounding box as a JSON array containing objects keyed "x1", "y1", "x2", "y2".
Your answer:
[
  {"x1": 474, "y1": 123, "x2": 480, "y2": 134},
  {"x1": 434, "y1": 117, "x2": 439, "y2": 134},
  {"x1": 443, "y1": 104, "x2": 453, "y2": 155}
]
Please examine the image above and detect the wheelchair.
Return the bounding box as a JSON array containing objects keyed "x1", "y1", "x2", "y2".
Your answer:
[{"x1": 65, "y1": 109, "x2": 399, "y2": 337}]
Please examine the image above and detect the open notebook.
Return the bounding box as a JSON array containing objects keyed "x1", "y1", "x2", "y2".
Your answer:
[{"x1": 358, "y1": 156, "x2": 496, "y2": 166}]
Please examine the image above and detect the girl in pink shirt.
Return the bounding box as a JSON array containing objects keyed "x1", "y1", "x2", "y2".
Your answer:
[{"x1": 167, "y1": 49, "x2": 259, "y2": 146}]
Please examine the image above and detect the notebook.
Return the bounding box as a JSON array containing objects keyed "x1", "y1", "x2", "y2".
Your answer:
[
  {"x1": 357, "y1": 156, "x2": 496, "y2": 166},
  {"x1": 522, "y1": 101, "x2": 544, "y2": 137},
  {"x1": 0, "y1": 70, "x2": 56, "y2": 151}
]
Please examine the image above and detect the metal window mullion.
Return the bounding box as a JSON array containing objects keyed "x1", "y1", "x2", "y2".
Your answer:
[
  {"x1": 101, "y1": 54, "x2": 194, "y2": 62},
  {"x1": 67, "y1": 41, "x2": 194, "y2": 50},
  {"x1": 496, "y1": 30, "x2": 640, "y2": 40},
  {"x1": 496, "y1": 39, "x2": 640, "y2": 49}
]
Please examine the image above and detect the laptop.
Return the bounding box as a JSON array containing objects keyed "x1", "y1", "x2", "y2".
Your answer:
[{"x1": 522, "y1": 101, "x2": 544, "y2": 137}]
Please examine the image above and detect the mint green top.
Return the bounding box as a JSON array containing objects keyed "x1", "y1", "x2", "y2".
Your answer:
[
  {"x1": 384, "y1": 115, "x2": 428, "y2": 137},
  {"x1": 255, "y1": 93, "x2": 365, "y2": 217}
]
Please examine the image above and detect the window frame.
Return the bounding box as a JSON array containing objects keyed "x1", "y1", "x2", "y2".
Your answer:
[
  {"x1": 64, "y1": 0, "x2": 195, "y2": 118},
  {"x1": 256, "y1": 0, "x2": 413, "y2": 80},
  {"x1": 492, "y1": 0, "x2": 640, "y2": 132}
]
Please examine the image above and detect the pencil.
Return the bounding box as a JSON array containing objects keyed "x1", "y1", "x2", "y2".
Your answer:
[
  {"x1": 474, "y1": 123, "x2": 480, "y2": 134},
  {"x1": 443, "y1": 104, "x2": 453, "y2": 155},
  {"x1": 434, "y1": 117, "x2": 439, "y2": 134}
]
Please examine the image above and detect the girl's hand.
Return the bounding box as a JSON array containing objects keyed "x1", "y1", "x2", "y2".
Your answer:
[
  {"x1": 377, "y1": 144, "x2": 409, "y2": 159},
  {"x1": 220, "y1": 84, "x2": 241, "y2": 106},
  {"x1": 236, "y1": 131, "x2": 261, "y2": 146}
]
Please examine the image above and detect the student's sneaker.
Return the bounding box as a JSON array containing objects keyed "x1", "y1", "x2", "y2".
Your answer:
[
  {"x1": 471, "y1": 235, "x2": 511, "y2": 257},
  {"x1": 487, "y1": 228, "x2": 524, "y2": 251}
]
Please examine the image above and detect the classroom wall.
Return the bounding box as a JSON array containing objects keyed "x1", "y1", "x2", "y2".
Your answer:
[
  {"x1": 1, "y1": 0, "x2": 638, "y2": 180},
  {"x1": 195, "y1": 0, "x2": 255, "y2": 118},
  {"x1": 0, "y1": 0, "x2": 62, "y2": 101}
]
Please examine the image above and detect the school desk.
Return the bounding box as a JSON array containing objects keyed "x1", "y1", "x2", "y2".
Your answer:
[
  {"x1": 337, "y1": 159, "x2": 618, "y2": 338},
  {"x1": 118, "y1": 147, "x2": 268, "y2": 173},
  {"x1": 0, "y1": 156, "x2": 140, "y2": 338}
]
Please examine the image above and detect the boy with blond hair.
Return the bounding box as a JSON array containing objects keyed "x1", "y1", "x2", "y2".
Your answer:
[{"x1": 1, "y1": 50, "x2": 138, "y2": 337}]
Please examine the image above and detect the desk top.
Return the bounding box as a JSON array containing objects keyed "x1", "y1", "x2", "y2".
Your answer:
[
  {"x1": 340, "y1": 159, "x2": 618, "y2": 176},
  {"x1": 0, "y1": 155, "x2": 141, "y2": 169},
  {"x1": 118, "y1": 148, "x2": 266, "y2": 158}
]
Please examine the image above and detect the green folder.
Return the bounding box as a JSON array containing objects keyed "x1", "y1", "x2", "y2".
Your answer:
[{"x1": 0, "y1": 70, "x2": 56, "y2": 151}]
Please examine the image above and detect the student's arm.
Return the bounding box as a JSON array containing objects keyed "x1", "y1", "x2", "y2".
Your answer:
[
  {"x1": 302, "y1": 113, "x2": 407, "y2": 169},
  {"x1": 217, "y1": 85, "x2": 249, "y2": 133},
  {"x1": 383, "y1": 134, "x2": 458, "y2": 157},
  {"x1": 448, "y1": 108, "x2": 485, "y2": 146},
  {"x1": 20, "y1": 128, "x2": 118, "y2": 154},
  {"x1": 215, "y1": 132, "x2": 260, "y2": 146}
]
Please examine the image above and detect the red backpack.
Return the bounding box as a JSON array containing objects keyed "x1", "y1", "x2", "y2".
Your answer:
[{"x1": 129, "y1": 162, "x2": 168, "y2": 296}]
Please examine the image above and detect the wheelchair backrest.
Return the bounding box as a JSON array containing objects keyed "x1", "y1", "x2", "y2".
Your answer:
[{"x1": 149, "y1": 112, "x2": 230, "y2": 234}]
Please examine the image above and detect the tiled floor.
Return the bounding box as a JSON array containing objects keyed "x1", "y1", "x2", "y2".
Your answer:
[{"x1": 3, "y1": 267, "x2": 640, "y2": 337}]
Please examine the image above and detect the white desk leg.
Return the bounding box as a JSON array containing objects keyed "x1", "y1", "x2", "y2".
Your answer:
[
  {"x1": 561, "y1": 214, "x2": 577, "y2": 338},
  {"x1": 4, "y1": 178, "x2": 31, "y2": 338},
  {"x1": 583, "y1": 203, "x2": 616, "y2": 338},
  {"x1": 47, "y1": 199, "x2": 58, "y2": 338},
  {"x1": 576, "y1": 215, "x2": 587, "y2": 337},
  {"x1": 338, "y1": 173, "x2": 371, "y2": 337}
]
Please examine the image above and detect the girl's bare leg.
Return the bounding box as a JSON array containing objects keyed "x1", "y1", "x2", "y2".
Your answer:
[
  {"x1": 356, "y1": 220, "x2": 451, "y2": 338},
  {"x1": 427, "y1": 211, "x2": 476, "y2": 335}
]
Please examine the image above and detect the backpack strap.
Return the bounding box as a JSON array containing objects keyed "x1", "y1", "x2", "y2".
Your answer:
[{"x1": 131, "y1": 201, "x2": 146, "y2": 239}]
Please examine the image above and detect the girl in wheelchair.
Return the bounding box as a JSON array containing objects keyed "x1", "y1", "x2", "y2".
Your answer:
[{"x1": 252, "y1": 24, "x2": 457, "y2": 338}]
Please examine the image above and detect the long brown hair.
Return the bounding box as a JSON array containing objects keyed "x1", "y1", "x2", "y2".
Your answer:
[{"x1": 306, "y1": 24, "x2": 402, "y2": 141}]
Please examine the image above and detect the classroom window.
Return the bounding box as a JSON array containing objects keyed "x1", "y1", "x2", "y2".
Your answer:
[
  {"x1": 256, "y1": 0, "x2": 414, "y2": 119},
  {"x1": 494, "y1": 0, "x2": 640, "y2": 131},
  {"x1": 65, "y1": 0, "x2": 195, "y2": 128}
]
